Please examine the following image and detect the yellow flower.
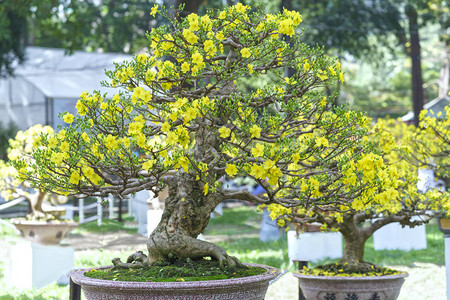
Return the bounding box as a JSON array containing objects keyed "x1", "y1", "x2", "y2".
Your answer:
[
  {"x1": 251, "y1": 143, "x2": 264, "y2": 157},
  {"x1": 150, "y1": 4, "x2": 158, "y2": 17},
  {"x1": 69, "y1": 171, "x2": 82, "y2": 185},
  {"x1": 218, "y1": 11, "x2": 227, "y2": 20},
  {"x1": 187, "y1": 13, "x2": 200, "y2": 31},
  {"x1": 240, "y1": 48, "x2": 251, "y2": 58},
  {"x1": 63, "y1": 113, "x2": 74, "y2": 124},
  {"x1": 142, "y1": 160, "x2": 155, "y2": 171},
  {"x1": 303, "y1": 61, "x2": 310, "y2": 72},
  {"x1": 328, "y1": 66, "x2": 336, "y2": 76},
  {"x1": 192, "y1": 52, "x2": 203, "y2": 65},
  {"x1": 248, "y1": 64, "x2": 254, "y2": 74},
  {"x1": 234, "y1": 3, "x2": 248, "y2": 13},
  {"x1": 178, "y1": 156, "x2": 189, "y2": 173},
  {"x1": 279, "y1": 18, "x2": 295, "y2": 36},
  {"x1": 216, "y1": 31, "x2": 225, "y2": 41},
  {"x1": 60, "y1": 141, "x2": 70, "y2": 152},
  {"x1": 203, "y1": 182, "x2": 209, "y2": 195},
  {"x1": 219, "y1": 126, "x2": 231, "y2": 138},
  {"x1": 204, "y1": 40, "x2": 216, "y2": 56},
  {"x1": 161, "y1": 122, "x2": 171, "y2": 133},
  {"x1": 183, "y1": 29, "x2": 198, "y2": 44},
  {"x1": 48, "y1": 136, "x2": 58, "y2": 148},
  {"x1": 249, "y1": 125, "x2": 261, "y2": 138},
  {"x1": 136, "y1": 53, "x2": 148, "y2": 64},
  {"x1": 250, "y1": 164, "x2": 266, "y2": 179},
  {"x1": 315, "y1": 136, "x2": 329, "y2": 148},
  {"x1": 225, "y1": 164, "x2": 238, "y2": 177},
  {"x1": 181, "y1": 62, "x2": 190, "y2": 73},
  {"x1": 166, "y1": 131, "x2": 178, "y2": 145},
  {"x1": 82, "y1": 132, "x2": 90, "y2": 143},
  {"x1": 50, "y1": 152, "x2": 65, "y2": 165},
  {"x1": 75, "y1": 100, "x2": 87, "y2": 116},
  {"x1": 339, "y1": 72, "x2": 345, "y2": 83}
]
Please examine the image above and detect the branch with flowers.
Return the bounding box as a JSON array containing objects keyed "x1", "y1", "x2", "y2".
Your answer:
[{"x1": 0, "y1": 125, "x2": 68, "y2": 220}]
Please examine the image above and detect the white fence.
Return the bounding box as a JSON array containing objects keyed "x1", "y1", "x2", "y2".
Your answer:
[{"x1": 0, "y1": 195, "x2": 122, "y2": 226}]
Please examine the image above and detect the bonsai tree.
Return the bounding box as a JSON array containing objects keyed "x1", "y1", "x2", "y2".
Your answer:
[
  {"x1": 13, "y1": 4, "x2": 447, "y2": 273},
  {"x1": 414, "y1": 107, "x2": 450, "y2": 187},
  {"x1": 0, "y1": 124, "x2": 68, "y2": 220}
]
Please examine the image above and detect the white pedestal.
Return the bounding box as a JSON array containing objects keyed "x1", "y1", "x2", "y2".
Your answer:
[
  {"x1": 147, "y1": 209, "x2": 163, "y2": 237},
  {"x1": 6, "y1": 241, "x2": 74, "y2": 289},
  {"x1": 287, "y1": 231, "x2": 342, "y2": 262},
  {"x1": 260, "y1": 209, "x2": 282, "y2": 242},
  {"x1": 445, "y1": 236, "x2": 450, "y2": 300},
  {"x1": 373, "y1": 222, "x2": 427, "y2": 251}
]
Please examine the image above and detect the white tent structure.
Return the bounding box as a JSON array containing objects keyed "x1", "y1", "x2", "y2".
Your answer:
[
  {"x1": 0, "y1": 47, "x2": 132, "y2": 130},
  {"x1": 401, "y1": 95, "x2": 450, "y2": 124}
]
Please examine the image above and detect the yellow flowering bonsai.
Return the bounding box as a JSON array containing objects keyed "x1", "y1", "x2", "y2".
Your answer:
[
  {"x1": 12, "y1": 4, "x2": 447, "y2": 274},
  {"x1": 0, "y1": 125, "x2": 68, "y2": 221},
  {"x1": 414, "y1": 107, "x2": 450, "y2": 187}
]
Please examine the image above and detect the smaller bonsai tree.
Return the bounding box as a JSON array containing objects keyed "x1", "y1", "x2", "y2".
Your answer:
[
  {"x1": 0, "y1": 125, "x2": 68, "y2": 221},
  {"x1": 414, "y1": 107, "x2": 450, "y2": 187}
]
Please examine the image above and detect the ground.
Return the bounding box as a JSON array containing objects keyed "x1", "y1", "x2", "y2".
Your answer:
[
  {"x1": 61, "y1": 230, "x2": 446, "y2": 300},
  {"x1": 0, "y1": 209, "x2": 446, "y2": 300}
]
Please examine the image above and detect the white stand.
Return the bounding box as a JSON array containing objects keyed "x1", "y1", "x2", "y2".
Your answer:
[
  {"x1": 6, "y1": 241, "x2": 74, "y2": 289},
  {"x1": 260, "y1": 209, "x2": 282, "y2": 242},
  {"x1": 133, "y1": 190, "x2": 151, "y2": 236},
  {"x1": 147, "y1": 209, "x2": 164, "y2": 237},
  {"x1": 373, "y1": 221, "x2": 427, "y2": 251},
  {"x1": 287, "y1": 231, "x2": 342, "y2": 263},
  {"x1": 445, "y1": 235, "x2": 450, "y2": 300}
]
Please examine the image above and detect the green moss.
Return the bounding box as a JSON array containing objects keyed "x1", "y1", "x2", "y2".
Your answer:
[
  {"x1": 85, "y1": 259, "x2": 266, "y2": 282},
  {"x1": 300, "y1": 263, "x2": 405, "y2": 277}
]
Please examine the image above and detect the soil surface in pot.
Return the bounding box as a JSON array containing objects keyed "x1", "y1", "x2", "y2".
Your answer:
[
  {"x1": 300, "y1": 262, "x2": 405, "y2": 277},
  {"x1": 85, "y1": 258, "x2": 266, "y2": 282}
]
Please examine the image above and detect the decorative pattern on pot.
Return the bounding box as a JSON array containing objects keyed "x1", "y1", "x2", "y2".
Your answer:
[
  {"x1": 71, "y1": 263, "x2": 279, "y2": 300},
  {"x1": 294, "y1": 272, "x2": 408, "y2": 300}
]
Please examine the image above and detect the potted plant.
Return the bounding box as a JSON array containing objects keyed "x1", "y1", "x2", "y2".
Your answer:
[
  {"x1": 278, "y1": 115, "x2": 450, "y2": 299},
  {"x1": 12, "y1": 3, "x2": 438, "y2": 299},
  {"x1": 0, "y1": 124, "x2": 77, "y2": 245}
]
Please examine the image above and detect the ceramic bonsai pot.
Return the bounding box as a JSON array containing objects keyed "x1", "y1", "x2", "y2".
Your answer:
[
  {"x1": 70, "y1": 263, "x2": 280, "y2": 300},
  {"x1": 12, "y1": 219, "x2": 78, "y2": 245},
  {"x1": 294, "y1": 272, "x2": 408, "y2": 300}
]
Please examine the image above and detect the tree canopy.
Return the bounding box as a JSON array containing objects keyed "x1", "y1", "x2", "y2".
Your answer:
[{"x1": 12, "y1": 3, "x2": 449, "y2": 269}]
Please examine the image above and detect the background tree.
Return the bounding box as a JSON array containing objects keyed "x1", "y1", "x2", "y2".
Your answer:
[
  {"x1": 296, "y1": 0, "x2": 449, "y2": 126},
  {"x1": 0, "y1": 0, "x2": 209, "y2": 78}
]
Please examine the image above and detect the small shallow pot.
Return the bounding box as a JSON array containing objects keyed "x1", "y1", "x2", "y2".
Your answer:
[
  {"x1": 294, "y1": 272, "x2": 408, "y2": 300},
  {"x1": 71, "y1": 263, "x2": 280, "y2": 300},
  {"x1": 12, "y1": 220, "x2": 78, "y2": 245}
]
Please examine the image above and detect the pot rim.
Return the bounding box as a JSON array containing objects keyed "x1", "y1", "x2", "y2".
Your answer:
[
  {"x1": 71, "y1": 263, "x2": 280, "y2": 289},
  {"x1": 293, "y1": 271, "x2": 408, "y2": 281},
  {"x1": 11, "y1": 219, "x2": 77, "y2": 226}
]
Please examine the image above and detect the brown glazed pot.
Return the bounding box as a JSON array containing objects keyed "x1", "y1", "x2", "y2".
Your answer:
[
  {"x1": 294, "y1": 272, "x2": 408, "y2": 300},
  {"x1": 12, "y1": 220, "x2": 78, "y2": 245},
  {"x1": 71, "y1": 263, "x2": 280, "y2": 300}
]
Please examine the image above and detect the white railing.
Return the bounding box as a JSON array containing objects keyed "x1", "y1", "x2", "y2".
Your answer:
[
  {"x1": 0, "y1": 196, "x2": 111, "y2": 226},
  {"x1": 0, "y1": 197, "x2": 27, "y2": 211}
]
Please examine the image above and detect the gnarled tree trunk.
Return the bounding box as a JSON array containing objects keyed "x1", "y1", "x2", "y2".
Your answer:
[{"x1": 146, "y1": 173, "x2": 240, "y2": 268}]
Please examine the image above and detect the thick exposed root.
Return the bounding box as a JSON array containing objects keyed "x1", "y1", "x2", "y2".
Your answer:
[
  {"x1": 147, "y1": 231, "x2": 244, "y2": 271},
  {"x1": 112, "y1": 251, "x2": 150, "y2": 269}
]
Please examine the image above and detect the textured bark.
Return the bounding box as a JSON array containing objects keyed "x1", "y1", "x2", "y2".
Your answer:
[
  {"x1": 407, "y1": 6, "x2": 425, "y2": 127},
  {"x1": 341, "y1": 231, "x2": 366, "y2": 264},
  {"x1": 339, "y1": 215, "x2": 370, "y2": 265},
  {"x1": 146, "y1": 174, "x2": 241, "y2": 268},
  {"x1": 143, "y1": 120, "x2": 243, "y2": 268}
]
